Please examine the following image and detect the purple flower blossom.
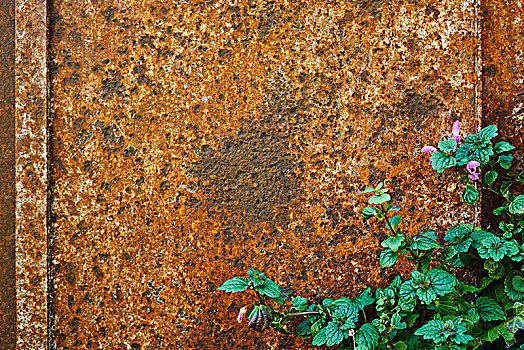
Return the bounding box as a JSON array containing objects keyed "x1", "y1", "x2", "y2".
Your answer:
[
  {"x1": 452, "y1": 121, "x2": 461, "y2": 143},
  {"x1": 466, "y1": 161, "x2": 480, "y2": 181},
  {"x1": 421, "y1": 146, "x2": 437, "y2": 153}
]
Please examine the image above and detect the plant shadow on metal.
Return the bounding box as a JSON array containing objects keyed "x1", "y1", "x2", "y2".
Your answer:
[{"x1": 220, "y1": 123, "x2": 524, "y2": 349}]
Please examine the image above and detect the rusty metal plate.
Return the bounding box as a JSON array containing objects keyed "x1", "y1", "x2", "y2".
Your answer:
[
  {"x1": 481, "y1": 0, "x2": 524, "y2": 227},
  {"x1": 48, "y1": 0, "x2": 479, "y2": 348},
  {"x1": 14, "y1": 0, "x2": 49, "y2": 348},
  {"x1": 0, "y1": 0, "x2": 16, "y2": 347}
]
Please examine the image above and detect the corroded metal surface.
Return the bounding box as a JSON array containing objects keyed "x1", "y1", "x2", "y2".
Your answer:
[
  {"x1": 0, "y1": 0, "x2": 16, "y2": 347},
  {"x1": 481, "y1": 0, "x2": 524, "y2": 226},
  {"x1": 46, "y1": 0, "x2": 479, "y2": 348},
  {"x1": 15, "y1": 0, "x2": 48, "y2": 347}
]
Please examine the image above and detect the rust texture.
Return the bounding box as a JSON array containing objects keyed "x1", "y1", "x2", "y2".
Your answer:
[
  {"x1": 0, "y1": 0, "x2": 17, "y2": 347},
  {"x1": 47, "y1": 0, "x2": 479, "y2": 348},
  {"x1": 481, "y1": 0, "x2": 524, "y2": 227},
  {"x1": 14, "y1": 0, "x2": 48, "y2": 347}
]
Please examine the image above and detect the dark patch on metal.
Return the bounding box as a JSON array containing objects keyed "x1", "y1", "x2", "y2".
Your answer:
[{"x1": 0, "y1": 0, "x2": 16, "y2": 346}]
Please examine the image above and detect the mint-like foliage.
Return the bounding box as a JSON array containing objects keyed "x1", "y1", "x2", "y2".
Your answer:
[{"x1": 218, "y1": 122, "x2": 524, "y2": 349}]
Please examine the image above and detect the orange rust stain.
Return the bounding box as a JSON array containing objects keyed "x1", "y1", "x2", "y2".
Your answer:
[{"x1": 48, "y1": 0, "x2": 478, "y2": 348}]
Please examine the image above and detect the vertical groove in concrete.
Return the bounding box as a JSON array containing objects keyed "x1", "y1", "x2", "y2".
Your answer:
[
  {"x1": 14, "y1": 0, "x2": 48, "y2": 348},
  {"x1": 0, "y1": 0, "x2": 17, "y2": 347}
]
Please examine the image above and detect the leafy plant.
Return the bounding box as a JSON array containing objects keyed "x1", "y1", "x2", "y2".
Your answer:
[{"x1": 218, "y1": 123, "x2": 524, "y2": 349}]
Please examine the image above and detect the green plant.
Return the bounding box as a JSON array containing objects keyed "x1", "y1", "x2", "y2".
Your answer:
[{"x1": 218, "y1": 123, "x2": 524, "y2": 349}]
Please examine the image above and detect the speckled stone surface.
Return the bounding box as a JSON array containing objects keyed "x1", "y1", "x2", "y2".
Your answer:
[
  {"x1": 15, "y1": 0, "x2": 48, "y2": 348},
  {"x1": 0, "y1": 0, "x2": 16, "y2": 347},
  {"x1": 46, "y1": 0, "x2": 480, "y2": 348}
]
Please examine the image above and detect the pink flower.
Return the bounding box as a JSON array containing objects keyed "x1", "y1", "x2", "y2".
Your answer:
[
  {"x1": 237, "y1": 307, "x2": 247, "y2": 323},
  {"x1": 452, "y1": 121, "x2": 461, "y2": 143},
  {"x1": 466, "y1": 161, "x2": 480, "y2": 181},
  {"x1": 421, "y1": 146, "x2": 437, "y2": 153}
]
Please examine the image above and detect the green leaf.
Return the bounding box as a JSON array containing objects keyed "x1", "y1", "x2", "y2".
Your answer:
[
  {"x1": 312, "y1": 327, "x2": 328, "y2": 346},
  {"x1": 476, "y1": 297, "x2": 505, "y2": 321},
  {"x1": 509, "y1": 195, "x2": 524, "y2": 215},
  {"x1": 455, "y1": 145, "x2": 471, "y2": 166},
  {"x1": 484, "y1": 171, "x2": 498, "y2": 186},
  {"x1": 428, "y1": 269, "x2": 456, "y2": 296},
  {"x1": 435, "y1": 294, "x2": 459, "y2": 315},
  {"x1": 493, "y1": 206, "x2": 508, "y2": 215},
  {"x1": 356, "y1": 324, "x2": 380, "y2": 350},
  {"x1": 498, "y1": 154, "x2": 513, "y2": 169},
  {"x1": 217, "y1": 277, "x2": 249, "y2": 293},
  {"x1": 494, "y1": 141, "x2": 515, "y2": 153},
  {"x1": 381, "y1": 235, "x2": 405, "y2": 252},
  {"x1": 394, "y1": 341, "x2": 408, "y2": 350},
  {"x1": 380, "y1": 248, "x2": 398, "y2": 268},
  {"x1": 363, "y1": 187, "x2": 376, "y2": 194},
  {"x1": 513, "y1": 276, "x2": 524, "y2": 292},
  {"x1": 479, "y1": 124, "x2": 498, "y2": 140},
  {"x1": 500, "y1": 181, "x2": 513, "y2": 196},
  {"x1": 362, "y1": 206, "x2": 376, "y2": 219},
  {"x1": 389, "y1": 215, "x2": 402, "y2": 229},
  {"x1": 415, "y1": 320, "x2": 447, "y2": 343},
  {"x1": 369, "y1": 193, "x2": 391, "y2": 205},
  {"x1": 324, "y1": 322, "x2": 348, "y2": 346},
  {"x1": 354, "y1": 288, "x2": 375, "y2": 311},
  {"x1": 255, "y1": 279, "x2": 281, "y2": 298},
  {"x1": 430, "y1": 152, "x2": 457, "y2": 173},
  {"x1": 294, "y1": 320, "x2": 312, "y2": 337},
  {"x1": 438, "y1": 140, "x2": 457, "y2": 152},
  {"x1": 411, "y1": 230, "x2": 441, "y2": 250},
  {"x1": 462, "y1": 184, "x2": 479, "y2": 206},
  {"x1": 292, "y1": 296, "x2": 309, "y2": 312}
]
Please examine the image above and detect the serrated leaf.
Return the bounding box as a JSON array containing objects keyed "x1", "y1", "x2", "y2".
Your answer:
[
  {"x1": 381, "y1": 234, "x2": 405, "y2": 252},
  {"x1": 312, "y1": 327, "x2": 328, "y2": 346},
  {"x1": 428, "y1": 269, "x2": 456, "y2": 296},
  {"x1": 444, "y1": 226, "x2": 469, "y2": 244},
  {"x1": 494, "y1": 141, "x2": 515, "y2": 153},
  {"x1": 255, "y1": 279, "x2": 281, "y2": 298},
  {"x1": 356, "y1": 324, "x2": 380, "y2": 350},
  {"x1": 415, "y1": 320, "x2": 447, "y2": 343},
  {"x1": 324, "y1": 322, "x2": 348, "y2": 346},
  {"x1": 354, "y1": 288, "x2": 375, "y2": 311},
  {"x1": 513, "y1": 276, "x2": 524, "y2": 292},
  {"x1": 369, "y1": 193, "x2": 391, "y2": 205},
  {"x1": 470, "y1": 145, "x2": 494, "y2": 165},
  {"x1": 435, "y1": 294, "x2": 459, "y2": 315},
  {"x1": 438, "y1": 140, "x2": 457, "y2": 152},
  {"x1": 479, "y1": 124, "x2": 498, "y2": 140},
  {"x1": 294, "y1": 320, "x2": 312, "y2": 337},
  {"x1": 462, "y1": 184, "x2": 479, "y2": 206},
  {"x1": 217, "y1": 277, "x2": 249, "y2": 293},
  {"x1": 498, "y1": 154, "x2": 513, "y2": 169},
  {"x1": 476, "y1": 297, "x2": 505, "y2": 321},
  {"x1": 380, "y1": 248, "x2": 398, "y2": 268},
  {"x1": 430, "y1": 152, "x2": 457, "y2": 173},
  {"x1": 484, "y1": 171, "x2": 498, "y2": 185},
  {"x1": 455, "y1": 145, "x2": 471, "y2": 166},
  {"x1": 509, "y1": 195, "x2": 524, "y2": 215},
  {"x1": 292, "y1": 296, "x2": 309, "y2": 311}
]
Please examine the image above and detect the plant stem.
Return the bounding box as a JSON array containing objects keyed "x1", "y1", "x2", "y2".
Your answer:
[
  {"x1": 380, "y1": 204, "x2": 397, "y2": 235},
  {"x1": 287, "y1": 311, "x2": 321, "y2": 317}
]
